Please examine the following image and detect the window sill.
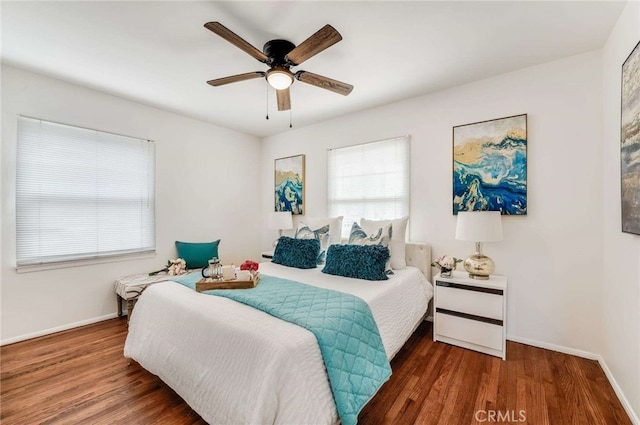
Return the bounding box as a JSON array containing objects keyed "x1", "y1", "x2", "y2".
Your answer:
[{"x1": 16, "y1": 251, "x2": 157, "y2": 274}]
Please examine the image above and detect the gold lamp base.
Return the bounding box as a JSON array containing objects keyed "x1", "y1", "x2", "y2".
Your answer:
[{"x1": 463, "y1": 252, "x2": 495, "y2": 280}]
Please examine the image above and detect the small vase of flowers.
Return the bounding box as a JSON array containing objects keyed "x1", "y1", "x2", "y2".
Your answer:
[{"x1": 431, "y1": 255, "x2": 463, "y2": 277}]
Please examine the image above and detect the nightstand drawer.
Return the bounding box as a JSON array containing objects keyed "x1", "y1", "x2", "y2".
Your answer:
[
  {"x1": 436, "y1": 312, "x2": 503, "y2": 351},
  {"x1": 436, "y1": 285, "x2": 503, "y2": 320}
]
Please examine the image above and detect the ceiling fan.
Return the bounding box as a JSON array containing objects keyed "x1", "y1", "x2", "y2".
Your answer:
[{"x1": 204, "y1": 22, "x2": 353, "y2": 112}]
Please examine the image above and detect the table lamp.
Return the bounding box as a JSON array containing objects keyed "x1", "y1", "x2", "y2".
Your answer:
[
  {"x1": 455, "y1": 211, "x2": 503, "y2": 280},
  {"x1": 268, "y1": 211, "x2": 293, "y2": 247}
]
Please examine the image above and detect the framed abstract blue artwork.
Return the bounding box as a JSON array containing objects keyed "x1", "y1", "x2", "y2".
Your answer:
[
  {"x1": 453, "y1": 114, "x2": 527, "y2": 215},
  {"x1": 621, "y1": 40, "x2": 640, "y2": 235},
  {"x1": 274, "y1": 154, "x2": 305, "y2": 215}
]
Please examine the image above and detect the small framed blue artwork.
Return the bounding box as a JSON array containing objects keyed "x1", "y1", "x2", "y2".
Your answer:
[
  {"x1": 453, "y1": 114, "x2": 527, "y2": 215},
  {"x1": 274, "y1": 154, "x2": 305, "y2": 215}
]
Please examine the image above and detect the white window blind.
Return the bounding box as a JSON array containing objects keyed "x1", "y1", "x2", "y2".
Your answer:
[
  {"x1": 16, "y1": 116, "x2": 156, "y2": 267},
  {"x1": 327, "y1": 136, "x2": 410, "y2": 237}
]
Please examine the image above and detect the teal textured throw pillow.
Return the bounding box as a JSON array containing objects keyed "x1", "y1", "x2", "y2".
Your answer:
[
  {"x1": 272, "y1": 236, "x2": 320, "y2": 269},
  {"x1": 322, "y1": 244, "x2": 390, "y2": 281},
  {"x1": 175, "y1": 240, "x2": 220, "y2": 269}
]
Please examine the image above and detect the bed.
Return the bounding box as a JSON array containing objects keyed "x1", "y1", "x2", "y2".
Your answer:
[{"x1": 124, "y1": 242, "x2": 433, "y2": 425}]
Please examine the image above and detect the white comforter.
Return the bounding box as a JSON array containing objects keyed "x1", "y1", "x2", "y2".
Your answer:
[{"x1": 124, "y1": 263, "x2": 432, "y2": 425}]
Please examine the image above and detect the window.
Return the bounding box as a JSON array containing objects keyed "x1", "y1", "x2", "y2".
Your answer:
[
  {"x1": 16, "y1": 116, "x2": 155, "y2": 268},
  {"x1": 327, "y1": 136, "x2": 410, "y2": 237}
]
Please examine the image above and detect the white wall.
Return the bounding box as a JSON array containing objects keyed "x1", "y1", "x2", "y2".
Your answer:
[
  {"x1": 261, "y1": 51, "x2": 605, "y2": 356},
  {"x1": 1, "y1": 65, "x2": 262, "y2": 342},
  {"x1": 602, "y1": 1, "x2": 640, "y2": 422}
]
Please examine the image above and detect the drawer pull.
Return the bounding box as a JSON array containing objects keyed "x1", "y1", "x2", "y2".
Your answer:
[
  {"x1": 436, "y1": 307, "x2": 503, "y2": 326},
  {"x1": 436, "y1": 281, "x2": 503, "y2": 295}
]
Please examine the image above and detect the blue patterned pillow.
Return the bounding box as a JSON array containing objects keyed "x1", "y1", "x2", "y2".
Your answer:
[
  {"x1": 272, "y1": 236, "x2": 320, "y2": 269},
  {"x1": 322, "y1": 244, "x2": 390, "y2": 281},
  {"x1": 348, "y1": 222, "x2": 392, "y2": 246},
  {"x1": 295, "y1": 222, "x2": 331, "y2": 264}
]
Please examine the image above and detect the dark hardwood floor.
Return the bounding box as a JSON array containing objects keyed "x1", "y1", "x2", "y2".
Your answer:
[{"x1": 1, "y1": 318, "x2": 631, "y2": 424}]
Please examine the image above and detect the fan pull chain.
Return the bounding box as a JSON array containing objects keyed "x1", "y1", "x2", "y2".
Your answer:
[
  {"x1": 289, "y1": 109, "x2": 293, "y2": 128},
  {"x1": 265, "y1": 83, "x2": 269, "y2": 120}
]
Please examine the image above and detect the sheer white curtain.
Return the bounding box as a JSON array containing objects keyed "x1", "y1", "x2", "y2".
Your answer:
[
  {"x1": 327, "y1": 136, "x2": 410, "y2": 237},
  {"x1": 16, "y1": 116, "x2": 156, "y2": 267}
]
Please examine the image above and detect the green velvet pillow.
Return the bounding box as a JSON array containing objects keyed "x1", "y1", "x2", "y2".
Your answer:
[{"x1": 175, "y1": 240, "x2": 220, "y2": 269}]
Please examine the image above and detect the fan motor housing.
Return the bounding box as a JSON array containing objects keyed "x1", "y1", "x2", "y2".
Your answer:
[{"x1": 263, "y1": 39, "x2": 295, "y2": 67}]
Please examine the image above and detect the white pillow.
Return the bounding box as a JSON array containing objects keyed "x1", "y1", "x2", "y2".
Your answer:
[
  {"x1": 360, "y1": 216, "x2": 409, "y2": 269},
  {"x1": 303, "y1": 216, "x2": 343, "y2": 246}
]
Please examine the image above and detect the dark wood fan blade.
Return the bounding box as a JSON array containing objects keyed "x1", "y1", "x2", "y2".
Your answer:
[
  {"x1": 276, "y1": 88, "x2": 291, "y2": 111},
  {"x1": 295, "y1": 71, "x2": 353, "y2": 96},
  {"x1": 207, "y1": 72, "x2": 265, "y2": 87},
  {"x1": 285, "y1": 25, "x2": 342, "y2": 66},
  {"x1": 204, "y1": 22, "x2": 268, "y2": 63}
]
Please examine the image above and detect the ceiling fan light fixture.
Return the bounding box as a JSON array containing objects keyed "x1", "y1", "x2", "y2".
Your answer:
[{"x1": 266, "y1": 67, "x2": 293, "y2": 90}]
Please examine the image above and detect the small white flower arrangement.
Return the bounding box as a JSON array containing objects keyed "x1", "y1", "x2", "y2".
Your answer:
[
  {"x1": 167, "y1": 258, "x2": 187, "y2": 275},
  {"x1": 431, "y1": 255, "x2": 463, "y2": 273},
  {"x1": 149, "y1": 258, "x2": 187, "y2": 276}
]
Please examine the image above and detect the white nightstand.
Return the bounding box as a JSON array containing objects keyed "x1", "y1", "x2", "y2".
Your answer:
[{"x1": 433, "y1": 271, "x2": 507, "y2": 360}]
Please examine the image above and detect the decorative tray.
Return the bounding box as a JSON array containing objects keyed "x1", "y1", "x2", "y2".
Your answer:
[{"x1": 196, "y1": 273, "x2": 260, "y2": 292}]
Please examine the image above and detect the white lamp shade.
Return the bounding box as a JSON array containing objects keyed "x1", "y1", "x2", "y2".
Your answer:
[
  {"x1": 455, "y1": 211, "x2": 503, "y2": 242},
  {"x1": 268, "y1": 211, "x2": 293, "y2": 230}
]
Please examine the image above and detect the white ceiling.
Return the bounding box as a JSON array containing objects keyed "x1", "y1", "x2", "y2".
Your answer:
[{"x1": 1, "y1": 1, "x2": 626, "y2": 138}]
